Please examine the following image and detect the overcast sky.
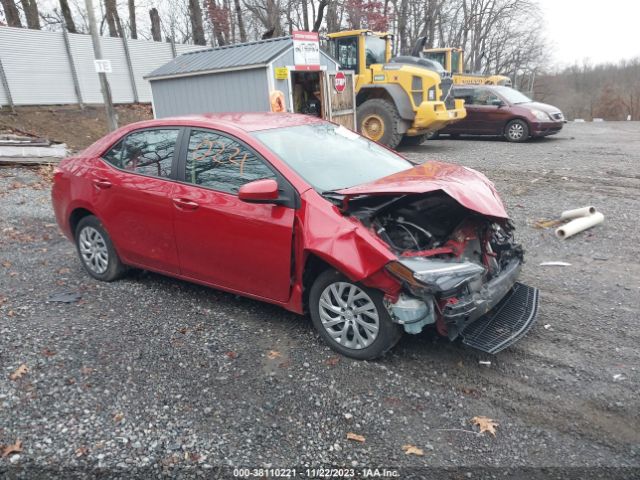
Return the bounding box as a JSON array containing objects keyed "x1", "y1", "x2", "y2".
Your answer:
[{"x1": 539, "y1": 0, "x2": 640, "y2": 67}]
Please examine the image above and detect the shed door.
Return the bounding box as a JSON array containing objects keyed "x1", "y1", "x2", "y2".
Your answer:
[{"x1": 325, "y1": 71, "x2": 356, "y2": 131}]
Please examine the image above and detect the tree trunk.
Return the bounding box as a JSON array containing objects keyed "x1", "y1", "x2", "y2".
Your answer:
[
  {"x1": 325, "y1": 0, "x2": 339, "y2": 33},
  {"x1": 20, "y1": 0, "x2": 40, "y2": 29},
  {"x1": 301, "y1": 0, "x2": 309, "y2": 31},
  {"x1": 128, "y1": 0, "x2": 137, "y2": 39},
  {"x1": 149, "y1": 7, "x2": 161, "y2": 41},
  {"x1": 312, "y1": 0, "x2": 327, "y2": 32},
  {"x1": 0, "y1": 0, "x2": 23, "y2": 27},
  {"x1": 233, "y1": 0, "x2": 246, "y2": 42},
  {"x1": 59, "y1": 0, "x2": 77, "y2": 32},
  {"x1": 104, "y1": 0, "x2": 121, "y2": 37},
  {"x1": 188, "y1": 0, "x2": 206, "y2": 45}
]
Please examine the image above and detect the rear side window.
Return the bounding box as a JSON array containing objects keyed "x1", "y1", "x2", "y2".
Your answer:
[
  {"x1": 102, "y1": 140, "x2": 125, "y2": 167},
  {"x1": 102, "y1": 129, "x2": 179, "y2": 178},
  {"x1": 185, "y1": 129, "x2": 277, "y2": 194}
]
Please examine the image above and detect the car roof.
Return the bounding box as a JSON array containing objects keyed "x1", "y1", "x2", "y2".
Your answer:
[{"x1": 141, "y1": 112, "x2": 326, "y2": 133}]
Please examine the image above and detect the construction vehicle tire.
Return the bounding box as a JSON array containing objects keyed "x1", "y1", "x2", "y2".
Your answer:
[
  {"x1": 357, "y1": 99, "x2": 403, "y2": 148},
  {"x1": 401, "y1": 134, "x2": 428, "y2": 146}
]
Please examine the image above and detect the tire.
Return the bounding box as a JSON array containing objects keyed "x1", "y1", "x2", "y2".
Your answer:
[
  {"x1": 75, "y1": 215, "x2": 127, "y2": 282},
  {"x1": 401, "y1": 134, "x2": 428, "y2": 146},
  {"x1": 357, "y1": 99, "x2": 404, "y2": 149},
  {"x1": 426, "y1": 131, "x2": 440, "y2": 140},
  {"x1": 504, "y1": 119, "x2": 529, "y2": 142},
  {"x1": 309, "y1": 269, "x2": 402, "y2": 360}
]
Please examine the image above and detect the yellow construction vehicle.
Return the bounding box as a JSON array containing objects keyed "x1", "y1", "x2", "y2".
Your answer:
[
  {"x1": 326, "y1": 30, "x2": 466, "y2": 147},
  {"x1": 420, "y1": 45, "x2": 512, "y2": 87}
]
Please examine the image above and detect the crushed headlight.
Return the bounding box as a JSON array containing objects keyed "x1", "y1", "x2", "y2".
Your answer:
[{"x1": 388, "y1": 259, "x2": 486, "y2": 293}]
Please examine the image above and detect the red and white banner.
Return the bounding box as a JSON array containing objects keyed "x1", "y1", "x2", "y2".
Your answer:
[{"x1": 293, "y1": 31, "x2": 320, "y2": 71}]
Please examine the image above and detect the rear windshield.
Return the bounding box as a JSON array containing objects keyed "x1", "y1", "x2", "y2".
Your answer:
[{"x1": 252, "y1": 124, "x2": 411, "y2": 192}]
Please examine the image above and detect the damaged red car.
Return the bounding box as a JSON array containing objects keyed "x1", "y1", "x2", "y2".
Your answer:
[{"x1": 52, "y1": 113, "x2": 538, "y2": 360}]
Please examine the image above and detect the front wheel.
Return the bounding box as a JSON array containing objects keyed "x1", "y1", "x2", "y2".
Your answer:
[
  {"x1": 75, "y1": 215, "x2": 127, "y2": 282},
  {"x1": 357, "y1": 99, "x2": 404, "y2": 149},
  {"x1": 504, "y1": 119, "x2": 529, "y2": 142},
  {"x1": 309, "y1": 270, "x2": 402, "y2": 360}
]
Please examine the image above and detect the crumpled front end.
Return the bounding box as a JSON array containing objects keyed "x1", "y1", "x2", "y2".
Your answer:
[{"x1": 345, "y1": 189, "x2": 538, "y2": 354}]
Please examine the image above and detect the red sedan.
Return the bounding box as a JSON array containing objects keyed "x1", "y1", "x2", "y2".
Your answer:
[{"x1": 52, "y1": 113, "x2": 538, "y2": 359}]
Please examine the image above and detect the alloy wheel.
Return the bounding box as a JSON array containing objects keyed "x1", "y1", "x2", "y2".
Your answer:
[
  {"x1": 508, "y1": 122, "x2": 524, "y2": 140},
  {"x1": 318, "y1": 282, "x2": 380, "y2": 350},
  {"x1": 78, "y1": 226, "x2": 109, "y2": 274}
]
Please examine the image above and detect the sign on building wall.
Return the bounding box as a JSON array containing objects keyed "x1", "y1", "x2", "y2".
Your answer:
[
  {"x1": 292, "y1": 31, "x2": 320, "y2": 71},
  {"x1": 274, "y1": 67, "x2": 289, "y2": 80},
  {"x1": 94, "y1": 59, "x2": 112, "y2": 73}
]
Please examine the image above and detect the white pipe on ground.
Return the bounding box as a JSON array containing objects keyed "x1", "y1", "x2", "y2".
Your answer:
[
  {"x1": 555, "y1": 212, "x2": 604, "y2": 239},
  {"x1": 560, "y1": 206, "x2": 597, "y2": 220}
]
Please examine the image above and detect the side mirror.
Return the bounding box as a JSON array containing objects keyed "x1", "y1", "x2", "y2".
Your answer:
[
  {"x1": 491, "y1": 99, "x2": 505, "y2": 107},
  {"x1": 238, "y1": 179, "x2": 280, "y2": 204}
]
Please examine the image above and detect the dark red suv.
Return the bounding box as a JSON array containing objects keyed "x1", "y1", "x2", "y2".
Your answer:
[{"x1": 437, "y1": 85, "x2": 565, "y2": 142}]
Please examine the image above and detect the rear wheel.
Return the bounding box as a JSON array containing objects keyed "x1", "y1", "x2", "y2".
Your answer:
[
  {"x1": 357, "y1": 99, "x2": 404, "y2": 149},
  {"x1": 309, "y1": 270, "x2": 402, "y2": 360},
  {"x1": 504, "y1": 119, "x2": 529, "y2": 142},
  {"x1": 75, "y1": 216, "x2": 126, "y2": 282}
]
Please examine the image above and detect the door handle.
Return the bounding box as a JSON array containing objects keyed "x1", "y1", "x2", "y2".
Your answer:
[
  {"x1": 172, "y1": 198, "x2": 199, "y2": 210},
  {"x1": 92, "y1": 178, "x2": 112, "y2": 189}
]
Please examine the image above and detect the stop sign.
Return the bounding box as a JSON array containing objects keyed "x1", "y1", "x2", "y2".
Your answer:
[{"x1": 334, "y1": 71, "x2": 347, "y2": 93}]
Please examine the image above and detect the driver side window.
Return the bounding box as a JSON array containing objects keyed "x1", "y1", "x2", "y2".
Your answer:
[
  {"x1": 185, "y1": 130, "x2": 277, "y2": 194},
  {"x1": 473, "y1": 89, "x2": 500, "y2": 106}
]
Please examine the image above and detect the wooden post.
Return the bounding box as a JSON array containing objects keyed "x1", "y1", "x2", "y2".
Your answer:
[
  {"x1": 85, "y1": 0, "x2": 118, "y2": 131},
  {"x1": 61, "y1": 28, "x2": 85, "y2": 110},
  {"x1": 0, "y1": 59, "x2": 16, "y2": 114}
]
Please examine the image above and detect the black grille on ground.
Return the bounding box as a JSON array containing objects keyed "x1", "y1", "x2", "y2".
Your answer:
[
  {"x1": 440, "y1": 78, "x2": 455, "y2": 109},
  {"x1": 460, "y1": 282, "x2": 539, "y2": 354}
]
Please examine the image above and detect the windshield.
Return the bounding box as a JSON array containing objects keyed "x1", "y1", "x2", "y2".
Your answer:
[
  {"x1": 423, "y1": 52, "x2": 447, "y2": 70},
  {"x1": 494, "y1": 86, "x2": 531, "y2": 104},
  {"x1": 365, "y1": 36, "x2": 387, "y2": 67},
  {"x1": 252, "y1": 124, "x2": 412, "y2": 192}
]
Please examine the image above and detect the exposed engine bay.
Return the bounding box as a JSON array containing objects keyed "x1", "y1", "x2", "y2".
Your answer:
[{"x1": 344, "y1": 191, "x2": 536, "y2": 353}]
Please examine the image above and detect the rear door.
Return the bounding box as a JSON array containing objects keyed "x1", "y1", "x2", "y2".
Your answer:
[
  {"x1": 325, "y1": 71, "x2": 357, "y2": 131},
  {"x1": 93, "y1": 128, "x2": 182, "y2": 273},
  {"x1": 171, "y1": 128, "x2": 296, "y2": 302}
]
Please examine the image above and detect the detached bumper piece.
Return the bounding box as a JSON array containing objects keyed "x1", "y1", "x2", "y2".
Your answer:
[{"x1": 460, "y1": 282, "x2": 539, "y2": 354}]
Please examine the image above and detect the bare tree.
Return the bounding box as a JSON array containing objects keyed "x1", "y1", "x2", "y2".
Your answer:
[
  {"x1": 20, "y1": 0, "x2": 40, "y2": 29},
  {"x1": 233, "y1": 0, "x2": 246, "y2": 41},
  {"x1": 104, "y1": 0, "x2": 122, "y2": 37},
  {"x1": 0, "y1": 0, "x2": 23, "y2": 27},
  {"x1": 128, "y1": 0, "x2": 137, "y2": 39},
  {"x1": 149, "y1": 7, "x2": 162, "y2": 41},
  {"x1": 188, "y1": 0, "x2": 206, "y2": 44},
  {"x1": 59, "y1": 0, "x2": 77, "y2": 32}
]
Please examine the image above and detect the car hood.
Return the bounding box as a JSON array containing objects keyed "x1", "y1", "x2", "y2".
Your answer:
[
  {"x1": 520, "y1": 101, "x2": 561, "y2": 114},
  {"x1": 335, "y1": 161, "x2": 509, "y2": 218}
]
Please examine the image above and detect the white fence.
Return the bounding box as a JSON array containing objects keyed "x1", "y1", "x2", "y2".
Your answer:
[{"x1": 0, "y1": 26, "x2": 205, "y2": 107}]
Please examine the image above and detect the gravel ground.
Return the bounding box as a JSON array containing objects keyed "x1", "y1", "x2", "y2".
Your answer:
[{"x1": 0, "y1": 122, "x2": 638, "y2": 479}]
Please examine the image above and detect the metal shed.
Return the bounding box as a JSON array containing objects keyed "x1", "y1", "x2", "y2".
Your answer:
[{"x1": 145, "y1": 35, "x2": 356, "y2": 129}]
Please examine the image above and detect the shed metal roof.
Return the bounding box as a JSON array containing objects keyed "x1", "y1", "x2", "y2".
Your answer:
[{"x1": 145, "y1": 36, "x2": 292, "y2": 80}]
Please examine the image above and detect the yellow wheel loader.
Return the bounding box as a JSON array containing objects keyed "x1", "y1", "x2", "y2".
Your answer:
[
  {"x1": 419, "y1": 43, "x2": 512, "y2": 87},
  {"x1": 326, "y1": 30, "x2": 466, "y2": 148}
]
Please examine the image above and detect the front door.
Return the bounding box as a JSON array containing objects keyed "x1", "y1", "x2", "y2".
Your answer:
[
  {"x1": 94, "y1": 128, "x2": 182, "y2": 273},
  {"x1": 172, "y1": 128, "x2": 295, "y2": 302},
  {"x1": 468, "y1": 88, "x2": 510, "y2": 133}
]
